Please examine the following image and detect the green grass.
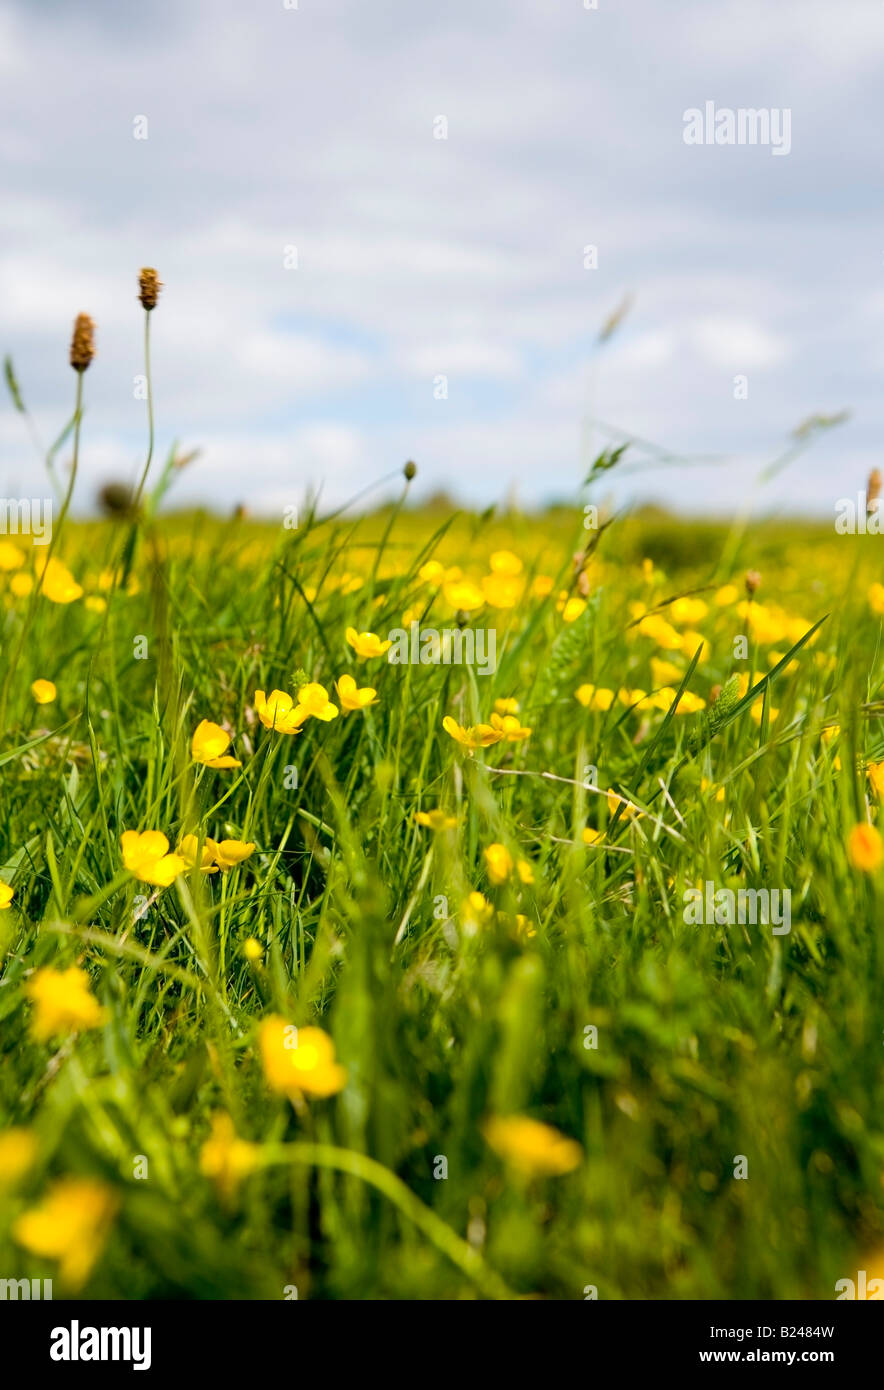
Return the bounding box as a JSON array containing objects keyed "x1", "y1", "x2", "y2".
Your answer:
[{"x1": 0, "y1": 349, "x2": 883, "y2": 1299}]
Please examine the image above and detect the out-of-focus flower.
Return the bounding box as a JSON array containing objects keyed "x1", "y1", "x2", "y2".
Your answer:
[
  {"x1": 494, "y1": 697, "x2": 520, "y2": 715},
  {"x1": 13, "y1": 1178, "x2": 118, "y2": 1288},
  {"x1": 637, "y1": 614, "x2": 682, "y2": 650},
  {"x1": 25, "y1": 966, "x2": 107, "y2": 1042},
  {"x1": 867, "y1": 763, "x2": 884, "y2": 800},
  {"x1": 243, "y1": 937, "x2": 264, "y2": 962},
  {"x1": 199, "y1": 1112, "x2": 259, "y2": 1202},
  {"x1": 848, "y1": 823, "x2": 883, "y2": 872},
  {"x1": 489, "y1": 711, "x2": 532, "y2": 742},
  {"x1": 39, "y1": 558, "x2": 83, "y2": 605},
  {"x1": 259, "y1": 1017, "x2": 347, "y2": 1100},
  {"x1": 442, "y1": 578, "x2": 484, "y2": 611},
  {"x1": 346, "y1": 627, "x2": 393, "y2": 658},
  {"x1": 484, "y1": 843, "x2": 514, "y2": 884},
  {"x1": 0, "y1": 1128, "x2": 38, "y2": 1188},
  {"x1": 0, "y1": 542, "x2": 25, "y2": 570},
  {"x1": 483, "y1": 1115, "x2": 582, "y2": 1177},
  {"x1": 576, "y1": 684, "x2": 614, "y2": 711},
  {"x1": 560, "y1": 596, "x2": 586, "y2": 623},
  {"x1": 669, "y1": 597, "x2": 708, "y2": 626},
  {"x1": 0, "y1": 881, "x2": 13, "y2": 909},
  {"x1": 10, "y1": 572, "x2": 33, "y2": 598},
  {"x1": 489, "y1": 550, "x2": 523, "y2": 575},
  {"x1": 415, "y1": 809, "x2": 457, "y2": 831},
  {"x1": 582, "y1": 827, "x2": 604, "y2": 846}
]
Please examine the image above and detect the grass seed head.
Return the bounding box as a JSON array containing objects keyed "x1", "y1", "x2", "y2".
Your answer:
[
  {"x1": 138, "y1": 267, "x2": 162, "y2": 311},
  {"x1": 69, "y1": 313, "x2": 95, "y2": 372}
]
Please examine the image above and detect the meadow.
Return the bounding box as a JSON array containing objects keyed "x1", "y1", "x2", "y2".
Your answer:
[{"x1": 0, "y1": 285, "x2": 883, "y2": 1301}]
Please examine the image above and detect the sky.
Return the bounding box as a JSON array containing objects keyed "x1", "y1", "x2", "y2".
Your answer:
[{"x1": 0, "y1": 0, "x2": 882, "y2": 520}]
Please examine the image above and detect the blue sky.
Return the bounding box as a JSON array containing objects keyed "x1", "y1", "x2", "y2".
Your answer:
[{"x1": 1, "y1": 0, "x2": 882, "y2": 518}]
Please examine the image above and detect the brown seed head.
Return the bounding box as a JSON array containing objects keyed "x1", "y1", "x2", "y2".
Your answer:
[
  {"x1": 70, "y1": 314, "x2": 96, "y2": 372},
  {"x1": 138, "y1": 267, "x2": 162, "y2": 311},
  {"x1": 867, "y1": 469, "x2": 882, "y2": 515},
  {"x1": 403, "y1": 460, "x2": 417, "y2": 481},
  {"x1": 745, "y1": 569, "x2": 761, "y2": 597}
]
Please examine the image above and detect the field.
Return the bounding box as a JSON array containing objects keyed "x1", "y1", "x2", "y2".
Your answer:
[{"x1": 1, "y1": 312, "x2": 884, "y2": 1302}]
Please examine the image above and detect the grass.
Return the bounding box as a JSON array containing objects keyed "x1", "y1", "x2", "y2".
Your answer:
[{"x1": 0, "y1": 305, "x2": 883, "y2": 1302}]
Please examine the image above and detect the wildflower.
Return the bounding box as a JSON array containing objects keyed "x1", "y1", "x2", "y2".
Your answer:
[
  {"x1": 259, "y1": 1017, "x2": 347, "y2": 1100},
  {"x1": 700, "y1": 778, "x2": 726, "y2": 803},
  {"x1": 531, "y1": 574, "x2": 554, "y2": 598},
  {"x1": 489, "y1": 550, "x2": 523, "y2": 575},
  {"x1": 69, "y1": 313, "x2": 96, "y2": 372},
  {"x1": 346, "y1": 627, "x2": 392, "y2": 659},
  {"x1": 84, "y1": 595, "x2": 106, "y2": 613},
  {"x1": 13, "y1": 1178, "x2": 118, "y2": 1288},
  {"x1": 10, "y1": 572, "x2": 33, "y2": 597},
  {"x1": 121, "y1": 830, "x2": 186, "y2": 887},
  {"x1": 415, "y1": 809, "x2": 457, "y2": 831},
  {"x1": 335, "y1": 674, "x2": 378, "y2": 712},
  {"x1": 137, "y1": 267, "x2": 163, "y2": 311},
  {"x1": 715, "y1": 584, "x2": 739, "y2": 606},
  {"x1": 848, "y1": 824, "x2": 883, "y2": 872},
  {"x1": 494, "y1": 697, "x2": 520, "y2": 715},
  {"x1": 868, "y1": 763, "x2": 884, "y2": 799},
  {"x1": 461, "y1": 891, "x2": 494, "y2": 931},
  {"x1": 0, "y1": 1128, "x2": 38, "y2": 1188},
  {"x1": 213, "y1": 839, "x2": 255, "y2": 871},
  {"x1": 191, "y1": 719, "x2": 241, "y2": 768},
  {"x1": 25, "y1": 966, "x2": 107, "y2": 1042},
  {"x1": 484, "y1": 843, "x2": 514, "y2": 884},
  {"x1": 483, "y1": 1115, "x2": 582, "y2": 1177},
  {"x1": 0, "y1": 542, "x2": 24, "y2": 570},
  {"x1": 606, "y1": 790, "x2": 642, "y2": 821},
  {"x1": 618, "y1": 687, "x2": 648, "y2": 708},
  {"x1": 442, "y1": 578, "x2": 484, "y2": 611},
  {"x1": 651, "y1": 657, "x2": 683, "y2": 687},
  {"x1": 745, "y1": 569, "x2": 762, "y2": 597},
  {"x1": 482, "y1": 572, "x2": 523, "y2": 608},
  {"x1": 243, "y1": 937, "x2": 264, "y2": 962},
  {"x1": 869, "y1": 583, "x2": 884, "y2": 617},
  {"x1": 582, "y1": 827, "x2": 604, "y2": 845},
  {"x1": 680, "y1": 630, "x2": 709, "y2": 660},
  {"x1": 560, "y1": 596, "x2": 586, "y2": 623},
  {"x1": 29, "y1": 677, "x2": 56, "y2": 705},
  {"x1": 489, "y1": 711, "x2": 532, "y2": 742},
  {"x1": 637, "y1": 614, "x2": 682, "y2": 651},
  {"x1": 575, "y1": 684, "x2": 614, "y2": 711},
  {"x1": 669, "y1": 596, "x2": 708, "y2": 626},
  {"x1": 516, "y1": 858, "x2": 535, "y2": 884},
  {"x1": 294, "y1": 682, "x2": 338, "y2": 722},
  {"x1": 199, "y1": 1112, "x2": 259, "y2": 1203},
  {"x1": 39, "y1": 557, "x2": 83, "y2": 604},
  {"x1": 178, "y1": 835, "x2": 220, "y2": 874},
  {"x1": 254, "y1": 688, "x2": 304, "y2": 734},
  {"x1": 442, "y1": 715, "x2": 505, "y2": 751},
  {"x1": 0, "y1": 881, "x2": 13, "y2": 908},
  {"x1": 419, "y1": 560, "x2": 445, "y2": 585}
]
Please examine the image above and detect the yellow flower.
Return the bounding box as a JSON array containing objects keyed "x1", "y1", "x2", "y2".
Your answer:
[
  {"x1": 0, "y1": 1127, "x2": 38, "y2": 1187},
  {"x1": 483, "y1": 1115, "x2": 582, "y2": 1177},
  {"x1": 484, "y1": 843, "x2": 514, "y2": 884},
  {"x1": 848, "y1": 823, "x2": 883, "y2": 872},
  {"x1": 213, "y1": 839, "x2": 255, "y2": 871},
  {"x1": 516, "y1": 858, "x2": 535, "y2": 884},
  {"x1": 494, "y1": 697, "x2": 520, "y2": 715},
  {"x1": 84, "y1": 595, "x2": 106, "y2": 613},
  {"x1": 606, "y1": 790, "x2": 642, "y2": 821},
  {"x1": 442, "y1": 715, "x2": 505, "y2": 751},
  {"x1": 637, "y1": 613, "x2": 683, "y2": 650},
  {"x1": 415, "y1": 809, "x2": 457, "y2": 831},
  {"x1": 259, "y1": 1017, "x2": 347, "y2": 1100},
  {"x1": 10, "y1": 572, "x2": 33, "y2": 598},
  {"x1": 618, "y1": 687, "x2": 648, "y2": 708},
  {"x1": 442, "y1": 577, "x2": 485, "y2": 611},
  {"x1": 582, "y1": 827, "x2": 604, "y2": 845},
  {"x1": 0, "y1": 541, "x2": 25, "y2": 570},
  {"x1": 489, "y1": 550, "x2": 523, "y2": 575},
  {"x1": 346, "y1": 627, "x2": 392, "y2": 658},
  {"x1": 419, "y1": 560, "x2": 445, "y2": 585},
  {"x1": 481, "y1": 572, "x2": 523, "y2": 608},
  {"x1": 295, "y1": 682, "x2": 339, "y2": 722},
  {"x1": 575, "y1": 684, "x2": 614, "y2": 711},
  {"x1": 25, "y1": 966, "x2": 107, "y2": 1042},
  {"x1": 121, "y1": 830, "x2": 186, "y2": 887},
  {"x1": 701, "y1": 778, "x2": 726, "y2": 803},
  {"x1": 39, "y1": 557, "x2": 83, "y2": 604},
  {"x1": 191, "y1": 719, "x2": 241, "y2": 768},
  {"x1": 650, "y1": 657, "x2": 682, "y2": 687},
  {"x1": 178, "y1": 834, "x2": 220, "y2": 873},
  {"x1": 489, "y1": 711, "x2": 532, "y2": 742},
  {"x1": 461, "y1": 891, "x2": 494, "y2": 929},
  {"x1": 715, "y1": 584, "x2": 739, "y2": 606},
  {"x1": 680, "y1": 630, "x2": 708, "y2": 661},
  {"x1": 335, "y1": 674, "x2": 378, "y2": 712},
  {"x1": 243, "y1": 937, "x2": 264, "y2": 962},
  {"x1": 199, "y1": 1112, "x2": 259, "y2": 1203},
  {"x1": 0, "y1": 880, "x2": 14, "y2": 909},
  {"x1": 13, "y1": 1178, "x2": 118, "y2": 1289},
  {"x1": 868, "y1": 763, "x2": 884, "y2": 799},
  {"x1": 254, "y1": 688, "x2": 305, "y2": 734},
  {"x1": 669, "y1": 596, "x2": 708, "y2": 625},
  {"x1": 531, "y1": 574, "x2": 554, "y2": 598},
  {"x1": 560, "y1": 596, "x2": 586, "y2": 623},
  {"x1": 869, "y1": 583, "x2": 884, "y2": 617}
]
